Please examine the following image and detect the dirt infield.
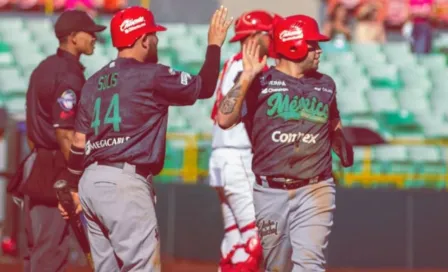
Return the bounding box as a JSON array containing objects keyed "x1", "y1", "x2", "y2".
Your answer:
[{"x1": 1, "y1": 258, "x2": 448, "y2": 272}]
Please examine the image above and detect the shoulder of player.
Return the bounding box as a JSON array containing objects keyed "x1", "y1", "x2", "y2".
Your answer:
[{"x1": 309, "y1": 72, "x2": 337, "y2": 91}]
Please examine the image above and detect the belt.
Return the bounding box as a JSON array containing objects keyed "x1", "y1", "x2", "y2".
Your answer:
[
  {"x1": 255, "y1": 174, "x2": 328, "y2": 190},
  {"x1": 97, "y1": 161, "x2": 152, "y2": 178}
]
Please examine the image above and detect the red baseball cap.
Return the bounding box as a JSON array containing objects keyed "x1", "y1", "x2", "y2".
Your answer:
[
  {"x1": 229, "y1": 10, "x2": 275, "y2": 43},
  {"x1": 110, "y1": 6, "x2": 167, "y2": 48}
]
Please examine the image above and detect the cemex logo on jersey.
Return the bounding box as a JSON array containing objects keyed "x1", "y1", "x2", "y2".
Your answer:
[
  {"x1": 120, "y1": 16, "x2": 146, "y2": 34},
  {"x1": 57, "y1": 90, "x2": 76, "y2": 111},
  {"x1": 266, "y1": 93, "x2": 329, "y2": 123},
  {"x1": 85, "y1": 136, "x2": 130, "y2": 155},
  {"x1": 261, "y1": 88, "x2": 288, "y2": 94},
  {"x1": 279, "y1": 26, "x2": 303, "y2": 42},
  {"x1": 271, "y1": 130, "x2": 319, "y2": 144}
]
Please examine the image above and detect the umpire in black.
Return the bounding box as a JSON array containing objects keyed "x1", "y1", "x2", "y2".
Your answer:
[{"x1": 21, "y1": 10, "x2": 105, "y2": 271}]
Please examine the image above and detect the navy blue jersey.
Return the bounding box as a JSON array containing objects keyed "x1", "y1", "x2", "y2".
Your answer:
[
  {"x1": 75, "y1": 58, "x2": 201, "y2": 175},
  {"x1": 244, "y1": 67, "x2": 340, "y2": 179},
  {"x1": 26, "y1": 49, "x2": 85, "y2": 149}
]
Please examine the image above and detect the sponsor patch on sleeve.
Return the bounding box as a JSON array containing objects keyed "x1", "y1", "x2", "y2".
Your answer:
[{"x1": 57, "y1": 90, "x2": 77, "y2": 111}]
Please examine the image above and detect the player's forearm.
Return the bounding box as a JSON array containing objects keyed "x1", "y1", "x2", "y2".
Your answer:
[
  {"x1": 55, "y1": 128, "x2": 75, "y2": 161},
  {"x1": 65, "y1": 132, "x2": 86, "y2": 189},
  {"x1": 197, "y1": 45, "x2": 221, "y2": 99},
  {"x1": 330, "y1": 120, "x2": 354, "y2": 167},
  {"x1": 216, "y1": 72, "x2": 254, "y2": 129}
]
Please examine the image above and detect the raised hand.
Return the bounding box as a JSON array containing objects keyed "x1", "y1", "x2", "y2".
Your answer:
[
  {"x1": 208, "y1": 5, "x2": 234, "y2": 47},
  {"x1": 242, "y1": 39, "x2": 267, "y2": 77}
]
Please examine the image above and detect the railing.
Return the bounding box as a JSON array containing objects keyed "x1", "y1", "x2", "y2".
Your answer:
[{"x1": 161, "y1": 133, "x2": 448, "y2": 188}]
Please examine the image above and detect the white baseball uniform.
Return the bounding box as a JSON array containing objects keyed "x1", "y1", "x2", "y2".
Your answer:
[{"x1": 209, "y1": 52, "x2": 258, "y2": 265}]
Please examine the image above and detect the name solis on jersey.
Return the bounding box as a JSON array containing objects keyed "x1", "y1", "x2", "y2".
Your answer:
[{"x1": 271, "y1": 130, "x2": 319, "y2": 144}]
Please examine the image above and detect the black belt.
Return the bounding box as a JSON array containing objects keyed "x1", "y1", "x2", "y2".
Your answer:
[
  {"x1": 97, "y1": 161, "x2": 152, "y2": 178},
  {"x1": 255, "y1": 173, "x2": 329, "y2": 190}
]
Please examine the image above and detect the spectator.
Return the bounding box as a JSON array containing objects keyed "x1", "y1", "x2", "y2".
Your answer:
[
  {"x1": 408, "y1": 0, "x2": 435, "y2": 54},
  {"x1": 322, "y1": 3, "x2": 352, "y2": 50},
  {"x1": 354, "y1": 2, "x2": 386, "y2": 43},
  {"x1": 64, "y1": 0, "x2": 97, "y2": 18}
]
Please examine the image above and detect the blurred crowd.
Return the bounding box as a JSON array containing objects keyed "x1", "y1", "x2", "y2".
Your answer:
[
  {"x1": 0, "y1": 0, "x2": 126, "y2": 13},
  {"x1": 322, "y1": 0, "x2": 448, "y2": 54}
]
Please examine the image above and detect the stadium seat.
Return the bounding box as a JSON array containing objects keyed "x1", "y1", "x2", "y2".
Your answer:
[
  {"x1": 0, "y1": 42, "x2": 14, "y2": 67},
  {"x1": 0, "y1": 30, "x2": 33, "y2": 46},
  {"x1": 351, "y1": 43, "x2": 381, "y2": 56},
  {"x1": 0, "y1": 67, "x2": 27, "y2": 95},
  {"x1": 366, "y1": 89, "x2": 399, "y2": 113},
  {"x1": 365, "y1": 64, "x2": 400, "y2": 89},
  {"x1": 337, "y1": 91, "x2": 369, "y2": 115},
  {"x1": 25, "y1": 18, "x2": 54, "y2": 33},
  {"x1": 408, "y1": 146, "x2": 441, "y2": 163},
  {"x1": 418, "y1": 54, "x2": 446, "y2": 71},
  {"x1": 0, "y1": 18, "x2": 24, "y2": 31},
  {"x1": 349, "y1": 117, "x2": 380, "y2": 131},
  {"x1": 3, "y1": 96, "x2": 26, "y2": 114},
  {"x1": 397, "y1": 91, "x2": 430, "y2": 114},
  {"x1": 188, "y1": 24, "x2": 209, "y2": 38},
  {"x1": 343, "y1": 76, "x2": 370, "y2": 92},
  {"x1": 317, "y1": 62, "x2": 336, "y2": 76},
  {"x1": 14, "y1": 51, "x2": 46, "y2": 71},
  {"x1": 167, "y1": 107, "x2": 189, "y2": 132},
  {"x1": 382, "y1": 42, "x2": 412, "y2": 56},
  {"x1": 373, "y1": 145, "x2": 414, "y2": 175},
  {"x1": 324, "y1": 51, "x2": 357, "y2": 64}
]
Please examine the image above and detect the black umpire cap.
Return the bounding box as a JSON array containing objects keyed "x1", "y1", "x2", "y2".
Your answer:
[{"x1": 54, "y1": 10, "x2": 107, "y2": 38}]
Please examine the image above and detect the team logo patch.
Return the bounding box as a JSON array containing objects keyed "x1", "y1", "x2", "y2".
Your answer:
[
  {"x1": 57, "y1": 90, "x2": 77, "y2": 111},
  {"x1": 120, "y1": 16, "x2": 146, "y2": 34},
  {"x1": 279, "y1": 26, "x2": 303, "y2": 42}
]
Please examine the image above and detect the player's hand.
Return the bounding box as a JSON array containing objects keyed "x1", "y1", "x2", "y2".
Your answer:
[
  {"x1": 208, "y1": 5, "x2": 233, "y2": 47},
  {"x1": 242, "y1": 39, "x2": 267, "y2": 78},
  {"x1": 58, "y1": 192, "x2": 82, "y2": 220}
]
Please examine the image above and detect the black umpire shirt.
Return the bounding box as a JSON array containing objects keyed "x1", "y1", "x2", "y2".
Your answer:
[
  {"x1": 26, "y1": 48, "x2": 85, "y2": 149},
  {"x1": 23, "y1": 48, "x2": 85, "y2": 203}
]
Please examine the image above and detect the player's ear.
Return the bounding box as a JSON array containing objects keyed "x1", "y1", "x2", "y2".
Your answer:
[{"x1": 141, "y1": 34, "x2": 151, "y2": 49}]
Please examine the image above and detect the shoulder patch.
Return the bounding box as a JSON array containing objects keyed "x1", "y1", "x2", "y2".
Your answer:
[{"x1": 57, "y1": 89, "x2": 77, "y2": 111}]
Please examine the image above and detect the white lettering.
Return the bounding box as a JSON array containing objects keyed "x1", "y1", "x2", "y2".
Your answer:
[
  {"x1": 120, "y1": 16, "x2": 146, "y2": 34},
  {"x1": 261, "y1": 88, "x2": 289, "y2": 94},
  {"x1": 269, "y1": 80, "x2": 286, "y2": 86},
  {"x1": 85, "y1": 136, "x2": 131, "y2": 155},
  {"x1": 271, "y1": 130, "x2": 319, "y2": 144},
  {"x1": 279, "y1": 26, "x2": 303, "y2": 42}
]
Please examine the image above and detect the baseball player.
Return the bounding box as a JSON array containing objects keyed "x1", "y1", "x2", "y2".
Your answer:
[
  {"x1": 216, "y1": 15, "x2": 353, "y2": 271},
  {"x1": 209, "y1": 10, "x2": 275, "y2": 272},
  {"x1": 58, "y1": 5, "x2": 232, "y2": 272}
]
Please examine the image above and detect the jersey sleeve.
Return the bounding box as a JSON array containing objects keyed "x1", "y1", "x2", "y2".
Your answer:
[
  {"x1": 329, "y1": 81, "x2": 340, "y2": 121},
  {"x1": 74, "y1": 85, "x2": 91, "y2": 134},
  {"x1": 153, "y1": 65, "x2": 202, "y2": 106},
  {"x1": 52, "y1": 78, "x2": 82, "y2": 129}
]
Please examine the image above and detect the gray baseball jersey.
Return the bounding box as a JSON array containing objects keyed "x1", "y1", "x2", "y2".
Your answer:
[{"x1": 244, "y1": 67, "x2": 340, "y2": 179}]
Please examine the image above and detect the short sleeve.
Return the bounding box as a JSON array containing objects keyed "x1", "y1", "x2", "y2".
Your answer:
[
  {"x1": 74, "y1": 85, "x2": 91, "y2": 134},
  {"x1": 52, "y1": 83, "x2": 79, "y2": 129},
  {"x1": 329, "y1": 81, "x2": 340, "y2": 120},
  {"x1": 153, "y1": 65, "x2": 202, "y2": 106}
]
